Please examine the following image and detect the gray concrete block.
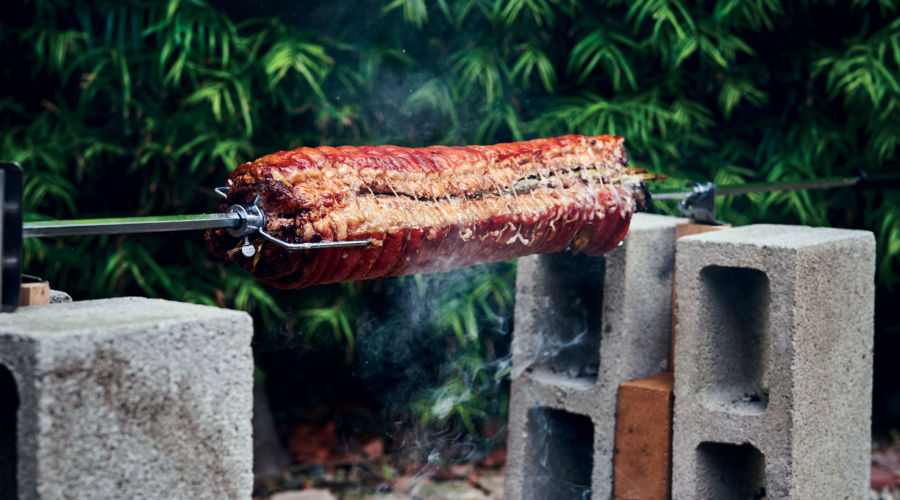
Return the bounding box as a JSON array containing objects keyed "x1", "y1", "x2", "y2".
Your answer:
[
  {"x1": 48, "y1": 290, "x2": 71, "y2": 304},
  {"x1": 672, "y1": 224, "x2": 875, "y2": 499},
  {"x1": 505, "y1": 213, "x2": 686, "y2": 500},
  {"x1": 0, "y1": 297, "x2": 254, "y2": 500}
]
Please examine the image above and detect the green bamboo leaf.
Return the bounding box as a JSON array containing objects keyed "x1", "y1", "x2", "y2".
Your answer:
[
  {"x1": 383, "y1": 0, "x2": 429, "y2": 28},
  {"x1": 512, "y1": 43, "x2": 557, "y2": 92}
]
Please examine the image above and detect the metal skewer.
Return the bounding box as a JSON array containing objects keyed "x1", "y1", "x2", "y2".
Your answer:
[
  {"x1": 5, "y1": 160, "x2": 897, "y2": 312},
  {"x1": 21, "y1": 191, "x2": 371, "y2": 251},
  {"x1": 0, "y1": 164, "x2": 371, "y2": 311},
  {"x1": 648, "y1": 172, "x2": 900, "y2": 224},
  {"x1": 24, "y1": 212, "x2": 244, "y2": 238},
  {"x1": 650, "y1": 176, "x2": 864, "y2": 201}
]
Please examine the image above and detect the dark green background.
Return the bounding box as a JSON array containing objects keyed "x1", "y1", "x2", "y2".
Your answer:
[{"x1": 3, "y1": 0, "x2": 899, "y2": 441}]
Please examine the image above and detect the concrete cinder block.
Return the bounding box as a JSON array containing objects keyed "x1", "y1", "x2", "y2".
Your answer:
[
  {"x1": 505, "y1": 213, "x2": 686, "y2": 500},
  {"x1": 48, "y1": 290, "x2": 72, "y2": 304},
  {"x1": 672, "y1": 224, "x2": 875, "y2": 499},
  {"x1": 0, "y1": 297, "x2": 254, "y2": 500}
]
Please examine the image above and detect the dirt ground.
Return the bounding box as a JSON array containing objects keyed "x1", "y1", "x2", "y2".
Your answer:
[
  {"x1": 871, "y1": 431, "x2": 900, "y2": 499},
  {"x1": 255, "y1": 467, "x2": 504, "y2": 500},
  {"x1": 255, "y1": 430, "x2": 900, "y2": 499}
]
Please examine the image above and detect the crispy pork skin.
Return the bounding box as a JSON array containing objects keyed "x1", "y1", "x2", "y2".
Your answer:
[{"x1": 206, "y1": 135, "x2": 643, "y2": 288}]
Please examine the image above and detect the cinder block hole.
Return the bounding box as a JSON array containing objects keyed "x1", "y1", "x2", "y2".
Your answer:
[
  {"x1": 695, "y1": 442, "x2": 766, "y2": 499},
  {"x1": 532, "y1": 253, "x2": 605, "y2": 381},
  {"x1": 524, "y1": 407, "x2": 594, "y2": 499},
  {"x1": 0, "y1": 365, "x2": 17, "y2": 499},
  {"x1": 698, "y1": 266, "x2": 770, "y2": 414}
]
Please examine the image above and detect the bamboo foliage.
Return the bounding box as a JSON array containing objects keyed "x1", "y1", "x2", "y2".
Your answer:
[{"x1": 3, "y1": 0, "x2": 898, "y2": 432}]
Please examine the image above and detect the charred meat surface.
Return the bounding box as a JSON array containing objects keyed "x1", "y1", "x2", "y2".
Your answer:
[{"x1": 206, "y1": 134, "x2": 644, "y2": 289}]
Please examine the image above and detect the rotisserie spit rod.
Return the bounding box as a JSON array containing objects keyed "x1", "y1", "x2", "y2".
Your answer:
[
  {"x1": 1, "y1": 161, "x2": 370, "y2": 311},
  {"x1": 24, "y1": 212, "x2": 245, "y2": 238},
  {"x1": 650, "y1": 172, "x2": 900, "y2": 224},
  {"x1": 21, "y1": 191, "x2": 369, "y2": 250}
]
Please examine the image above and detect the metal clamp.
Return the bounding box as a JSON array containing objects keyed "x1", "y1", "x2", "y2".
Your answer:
[
  {"x1": 678, "y1": 182, "x2": 720, "y2": 225},
  {"x1": 226, "y1": 201, "x2": 265, "y2": 238},
  {"x1": 257, "y1": 228, "x2": 371, "y2": 251},
  {"x1": 222, "y1": 192, "x2": 370, "y2": 257}
]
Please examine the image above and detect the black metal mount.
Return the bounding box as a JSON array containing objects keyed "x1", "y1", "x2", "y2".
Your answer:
[
  {"x1": 678, "y1": 182, "x2": 721, "y2": 225},
  {"x1": 1, "y1": 162, "x2": 23, "y2": 313}
]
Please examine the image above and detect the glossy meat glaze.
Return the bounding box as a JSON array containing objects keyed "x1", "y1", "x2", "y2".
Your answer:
[{"x1": 206, "y1": 134, "x2": 644, "y2": 288}]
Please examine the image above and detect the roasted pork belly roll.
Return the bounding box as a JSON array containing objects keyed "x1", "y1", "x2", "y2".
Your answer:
[{"x1": 206, "y1": 134, "x2": 645, "y2": 289}]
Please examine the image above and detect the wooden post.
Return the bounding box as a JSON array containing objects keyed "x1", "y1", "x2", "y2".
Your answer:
[
  {"x1": 614, "y1": 371, "x2": 674, "y2": 499},
  {"x1": 19, "y1": 282, "x2": 50, "y2": 306},
  {"x1": 613, "y1": 222, "x2": 730, "y2": 500}
]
